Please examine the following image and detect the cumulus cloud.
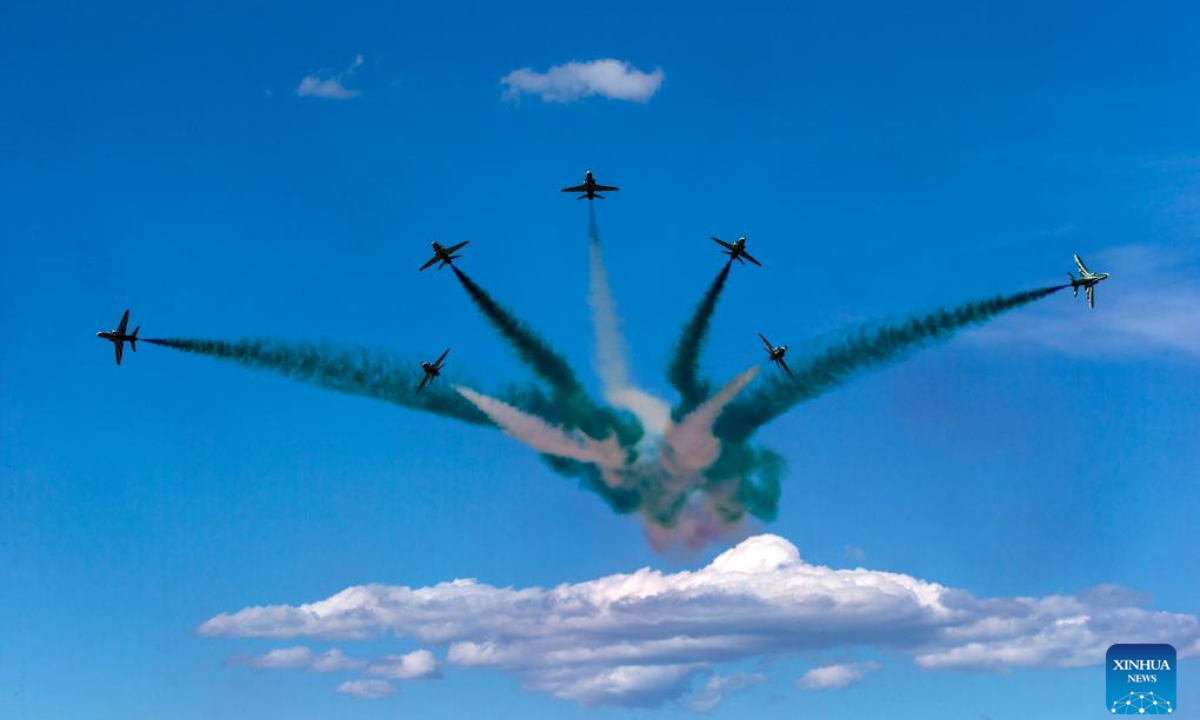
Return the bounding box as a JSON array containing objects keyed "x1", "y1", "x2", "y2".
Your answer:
[
  {"x1": 501, "y1": 59, "x2": 664, "y2": 103},
  {"x1": 974, "y1": 244, "x2": 1200, "y2": 358},
  {"x1": 296, "y1": 54, "x2": 364, "y2": 100},
  {"x1": 336, "y1": 679, "x2": 395, "y2": 699},
  {"x1": 797, "y1": 661, "x2": 881, "y2": 691},
  {"x1": 688, "y1": 672, "x2": 766, "y2": 712},
  {"x1": 366, "y1": 649, "x2": 440, "y2": 680},
  {"x1": 199, "y1": 534, "x2": 1200, "y2": 707}
]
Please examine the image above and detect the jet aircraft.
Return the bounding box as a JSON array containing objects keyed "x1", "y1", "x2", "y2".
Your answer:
[
  {"x1": 561, "y1": 170, "x2": 619, "y2": 200},
  {"x1": 420, "y1": 241, "x2": 469, "y2": 271},
  {"x1": 758, "y1": 333, "x2": 792, "y2": 377},
  {"x1": 97, "y1": 309, "x2": 140, "y2": 366},
  {"x1": 417, "y1": 348, "x2": 450, "y2": 393},
  {"x1": 1068, "y1": 253, "x2": 1110, "y2": 309},
  {"x1": 713, "y1": 236, "x2": 761, "y2": 266}
]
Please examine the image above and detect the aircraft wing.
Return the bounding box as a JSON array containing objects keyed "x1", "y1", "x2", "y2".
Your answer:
[
  {"x1": 417, "y1": 372, "x2": 430, "y2": 394},
  {"x1": 434, "y1": 348, "x2": 450, "y2": 368},
  {"x1": 117, "y1": 310, "x2": 130, "y2": 334},
  {"x1": 778, "y1": 357, "x2": 794, "y2": 378},
  {"x1": 712, "y1": 237, "x2": 735, "y2": 250},
  {"x1": 1086, "y1": 284, "x2": 1095, "y2": 309},
  {"x1": 445, "y1": 241, "x2": 469, "y2": 254},
  {"x1": 561, "y1": 184, "x2": 588, "y2": 193},
  {"x1": 1074, "y1": 254, "x2": 1090, "y2": 275},
  {"x1": 758, "y1": 333, "x2": 773, "y2": 350},
  {"x1": 419, "y1": 255, "x2": 440, "y2": 271},
  {"x1": 114, "y1": 341, "x2": 123, "y2": 366},
  {"x1": 742, "y1": 250, "x2": 762, "y2": 266},
  {"x1": 593, "y1": 184, "x2": 619, "y2": 191}
]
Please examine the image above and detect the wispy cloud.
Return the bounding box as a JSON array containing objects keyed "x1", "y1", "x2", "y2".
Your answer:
[
  {"x1": 296, "y1": 54, "x2": 364, "y2": 100},
  {"x1": 236, "y1": 646, "x2": 364, "y2": 672},
  {"x1": 501, "y1": 59, "x2": 664, "y2": 104},
  {"x1": 688, "y1": 672, "x2": 766, "y2": 712},
  {"x1": 973, "y1": 244, "x2": 1200, "y2": 359},
  {"x1": 336, "y1": 679, "x2": 395, "y2": 699},
  {"x1": 797, "y1": 662, "x2": 881, "y2": 691},
  {"x1": 198, "y1": 534, "x2": 1200, "y2": 707}
]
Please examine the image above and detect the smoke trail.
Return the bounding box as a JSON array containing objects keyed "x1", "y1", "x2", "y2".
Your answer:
[
  {"x1": 587, "y1": 204, "x2": 673, "y2": 435},
  {"x1": 587, "y1": 203, "x2": 630, "y2": 395},
  {"x1": 667, "y1": 261, "x2": 733, "y2": 420},
  {"x1": 456, "y1": 386, "x2": 628, "y2": 468},
  {"x1": 456, "y1": 385, "x2": 643, "y2": 514},
  {"x1": 144, "y1": 337, "x2": 492, "y2": 426},
  {"x1": 451, "y1": 266, "x2": 641, "y2": 445},
  {"x1": 664, "y1": 366, "x2": 759, "y2": 475},
  {"x1": 714, "y1": 286, "x2": 1067, "y2": 442},
  {"x1": 452, "y1": 266, "x2": 581, "y2": 395}
]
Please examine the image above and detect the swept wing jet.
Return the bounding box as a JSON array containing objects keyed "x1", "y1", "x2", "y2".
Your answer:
[
  {"x1": 713, "y1": 236, "x2": 761, "y2": 266},
  {"x1": 420, "y1": 241, "x2": 469, "y2": 271},
  {"x1": 758, "y1": 333, "x2": 792, "y2": 378},
  {"x1": 561, "y1": 170, "x2": 619, "y2": 200},
  {"x1": 417, "y1": 348, "x2": 450, "y2": 393},
  {"x1": 96, "y1": 309, "x2": 140, "y2": 366},
  {"x1": 1067, "y1": 253, "x2": 1110, "y2": 309}
]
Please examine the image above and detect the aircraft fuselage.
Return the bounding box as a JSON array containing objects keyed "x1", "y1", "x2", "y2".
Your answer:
[{"x1": 1071, "y1": 273, "x2": 1109, "y2": 289}]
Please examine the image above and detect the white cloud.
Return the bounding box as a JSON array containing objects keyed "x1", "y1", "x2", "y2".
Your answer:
[
  {"x1": 199, "y1": 534, "x2": 1200, "y2": 707},
  {"x1": 797, "y1": 661, "x2": 881, "y2": 691},
  {"x1": 973, "y1": 244, "x2": 1200, "y2": 359},
  {"x1": 501, "y1": 59, "x2": 664, "y2": 103},
  {"x1": 237, "y1": 646, "x2": 364, "y2": 672},
  {"x1": 688, "y1": 672, "x2": 767, "y2": 712},
  {"x1": 366, "y1": 649, "x2": 440, "y2": 680},
  {"x1": 336, "y1": 679, "x2": 395, "y2": 699},
  {"x1": 296, "y1": 54, "x2": 364, "y2": 100}
]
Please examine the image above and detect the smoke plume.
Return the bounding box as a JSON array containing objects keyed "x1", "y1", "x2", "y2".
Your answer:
[
  {"x1": 714, "y1": 286, "x2": 1067, "y2": 442},
  {"x1": 587, "y1": 205, "x2": 673, "y2": 435},
  {"x1": 144, "y1": 337, "x2": 493, "y2": 425},
  {"x1": 667, "y1": 261, "x2": 733, "y2": 419}
]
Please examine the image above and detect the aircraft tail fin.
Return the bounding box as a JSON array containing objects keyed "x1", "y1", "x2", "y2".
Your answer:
[{"x1": 130, "y1": 326, "x2": 140, "y2": 351}]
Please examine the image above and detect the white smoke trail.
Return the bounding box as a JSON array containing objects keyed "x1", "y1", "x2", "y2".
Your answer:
[
  {"x1": 587, "y1": 209, "x2": 672, "y2": 435},
  {"x1": 664, "y1": 366, "x2": 759, "y2": 475},
  {"x1": 455, "y1": 386, "x2": 627, "y2": 469}
]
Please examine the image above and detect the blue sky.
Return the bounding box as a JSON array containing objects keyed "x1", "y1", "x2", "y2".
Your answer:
[{"x1": 2, "y1": 0, "x2": 1199, "y2": 717}]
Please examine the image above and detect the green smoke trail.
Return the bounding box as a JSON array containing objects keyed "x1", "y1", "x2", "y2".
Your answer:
[
  {"x1": 713, "y1": 285, "x2": 1067, "y2": 442},
  {"x1": 144, "y1": 337, "x2": 493, "y2": 426},
  {"x1": 452, "y1": 266, "x2": 581, "y2": 394},
  {"x1": 450, "y1": 267, "x2": 642, "y2": 445},
  {"x1": 667, "y1": 261, "x2": 734, "y2": 420}
]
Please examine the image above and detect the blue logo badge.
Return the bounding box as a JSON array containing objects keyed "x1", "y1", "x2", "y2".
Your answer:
[{"x1": 1107, "y1": 644, "x2": 1176, "y2": 714}]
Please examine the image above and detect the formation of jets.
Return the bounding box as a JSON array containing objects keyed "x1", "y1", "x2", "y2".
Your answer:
[
  {"x1": 1068, "y1": 253, "x2": 1109, "y2": 309},
  {"x1": 96, "y1": 310, "x2": 140, "y2": 366},
  {"x1": 98, "y1": 169, "x2": 1114, "y2": 388},
  {"x1": 561, "y1": 170, "x2": 619, "y2": 200},
  {"x1": 420, "y1": 241, "x2": 470, "y2": 271},
  {"x1": 712, "y1": 236, "x2": 761, "y2": 266},
  {"x1": 417, "y1": 348, "x2": 450, "y2": 393}
]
